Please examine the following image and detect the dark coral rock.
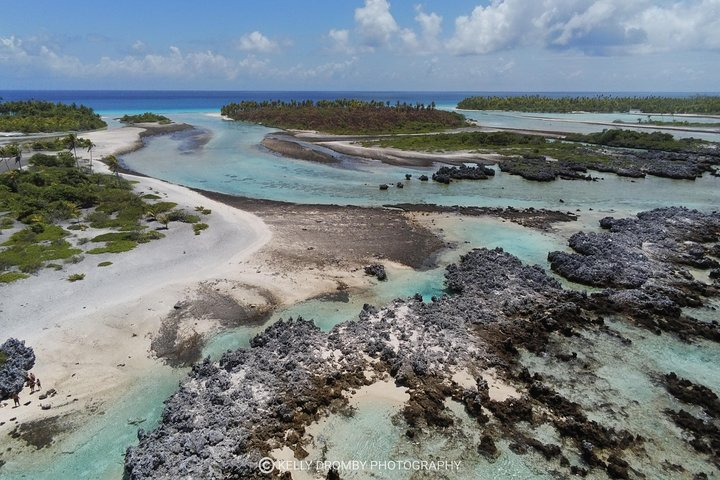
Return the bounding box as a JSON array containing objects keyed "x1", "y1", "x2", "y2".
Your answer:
[{"x1": 364, "y1": 264, "x2": 387, "y2": 281}]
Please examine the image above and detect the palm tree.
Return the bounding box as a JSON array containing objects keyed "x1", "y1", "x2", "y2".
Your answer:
[
  {"x1": 65, "y1": 133, "x2": 79, "y2": 168},
  {"x1": 6, "y1": 169, "x2": 19, "y2": 192},
  {"x1": 105, "y1": 155, "x2": 120, "y2": 184},
  {"x1": 84, "y1": 139, "x2": 96, "y2": 172}
]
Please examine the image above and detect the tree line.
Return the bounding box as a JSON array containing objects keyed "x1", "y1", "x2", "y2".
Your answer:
[
  {"x1": 0, "y1": 100, "x2": 106, "y2": 133},
  {"x1": 220, "y1": 99, "x2": 463, "y2": 134},
  {"x1": 457, "y1": 95, "x2": 720, "y2": 114}
]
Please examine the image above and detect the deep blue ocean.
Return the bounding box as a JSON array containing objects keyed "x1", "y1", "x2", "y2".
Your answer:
[{"x1": 0, "y1": 90, "x2": 713, "y2": 115}]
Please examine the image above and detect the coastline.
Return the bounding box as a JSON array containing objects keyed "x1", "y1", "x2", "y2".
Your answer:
[
  {"x1": 0, "y1": 123, "x2": 275, "y2": 468},
  {"x1": 0, "y1": 122, "x2": 451, "y2": 473}
]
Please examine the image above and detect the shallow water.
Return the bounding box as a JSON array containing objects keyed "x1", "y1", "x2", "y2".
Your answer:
[
  {"x1": 203, "y1": 215, "x2": 572, "y2": 360},
  {"x1": 460, "y1": 109, "x2": 720, "y2": 142},
  {"x1": 520, "y1": 318, "x2": 720, "y2": 478},
  {"x1": 120, "y1": 113, "x2": 720, "y2": 215},
  {"x1": 1, "y1": 368, "x2": 184, "y2": 480},
  {"x1": 6, "y1": 97, "x2": 720, "y2": 478}
]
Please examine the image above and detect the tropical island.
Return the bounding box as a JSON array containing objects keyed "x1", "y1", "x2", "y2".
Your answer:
[
  {"x1": 1, "y1": 95, "x2": 719, "y2": 480},
  {"x1": 457, "y1": 95, "x2": 720, "y2": 114},
  {"x1": 119, "y1": 112, "x2": 172, "y2": 125},
  {"x1": 0, "y1": 100, "x2": 106, "y2": 133},
  {"x1": 220, "y1": 99, "x2": 467, "y2": 134}
]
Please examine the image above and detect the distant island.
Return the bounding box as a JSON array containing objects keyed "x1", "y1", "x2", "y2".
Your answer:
[
  {"x1": 0, "y1": 100, "x2": 106, "y2": 133},
  {"x1": 457, "y1": 95, "x2": 720, "y2": 115},
  {"x1": 119, "y1": 112, "x2": 172, "y2": 124},
  {"x1": 221, "y1": 99, "x2": 467, "y2": 134}
]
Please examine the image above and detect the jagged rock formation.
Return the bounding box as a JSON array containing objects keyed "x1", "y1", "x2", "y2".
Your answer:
[
  {"x1": 548, "y1": 207, "x2": 720, "y2": 340},
  {"x1": 125, "y1": 209, "x2": 720, "y2": 479},
  {"x1": 363, "y1": 264, "x2": 387, "y2": 281},
  {"x1": 0, "y1": 339, "x2": 35, "y2": 400},
  {"x1": 431, "y1": 165, "x2": 495, "y2": 184}
]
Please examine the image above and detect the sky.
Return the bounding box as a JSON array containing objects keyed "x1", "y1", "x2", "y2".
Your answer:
[{"x1": 0, "y1": 0, "x2": 719, "y2": 92}]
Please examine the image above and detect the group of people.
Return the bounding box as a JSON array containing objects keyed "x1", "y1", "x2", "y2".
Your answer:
[{"x1": 10, "y1": 371, "x2": 40, "y2": 407}]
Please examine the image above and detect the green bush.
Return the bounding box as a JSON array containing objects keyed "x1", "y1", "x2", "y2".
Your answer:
[
  {"x1": 87, "y1": 240, "x2": 138, "y2": 254},
  {"x1": 68, "y1": 273, "x2": 85, "y2": 282},
  {"x1": 97, "y1": 261, "x2": 113, "y2": 267},
  {"x1": 0, "y1": 272, "x2": 29, "y2": 283},
  {"x1": 168, "y1": 210, "x2": 200, "y2": 223},
  {"x1": 193, "y1": 223, "x2": 209, "y2": 235}
]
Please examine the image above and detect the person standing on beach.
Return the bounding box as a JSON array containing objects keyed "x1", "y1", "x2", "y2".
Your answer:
[{"x1": 12, "y1": 393, "x2": 20, "y2": 407}]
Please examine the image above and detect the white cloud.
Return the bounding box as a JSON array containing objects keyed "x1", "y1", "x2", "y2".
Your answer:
[
  {"x1": 0, "y1": 37, "x2": 254, "y2": 80},
  {"x1": 446, "y1": 0, "x2": 534, "y2": 55},
  {"x1": 404, "y1": 6, "x2": 442, "y2": 53},
  {"x1": 131, "y1": 40, "x2": 146, "y2": 53},
  {"x1": 327, "y1": 28, "x2": 355, "y2": 53},
  {"x1": 354, "y1": 0, "x2": 399, "y2": 47},
  {"x1": 446, "y1": 0, "x2": 720, "y2": 56},
  {"x1": 0, "y1": 36, "x2": 29, "y2": 63},
  {"x1": 236, "y1": 31, "x2": 278, "y2": 53},
  {"x1": 284, "y1": 57, "x2": 359, "y2": 79},
  {"x1": 415, "y1": 7, "x2": 442, "y2": 44}
]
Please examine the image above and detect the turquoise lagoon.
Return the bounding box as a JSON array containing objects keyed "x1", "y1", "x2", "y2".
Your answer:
[{"x1": 2, "y1": 92, "x2": 719, "y2": 478}]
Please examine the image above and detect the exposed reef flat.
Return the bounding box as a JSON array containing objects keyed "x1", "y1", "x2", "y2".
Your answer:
[
  {"x1": 386, "y1": 203, "x2": 578, "y2": 231},
  {"x1": 262, "y1": 130, "x2": 720, "y2": 182},
  {"x1": 549, "y1": 207, "x2": 720, "y2": 341},
  {"x1": 191, "y1": 189, "x2": 446, "y2": 270},
  {"x1": 125, "y1": 208, "x2": 720, "y2": 479},
  {"x1": 500, "y1": 149, "x2": 720, "y2": 182},
  {"x1": 261, "y1": 135, "x2": 339, "y2": 164}
]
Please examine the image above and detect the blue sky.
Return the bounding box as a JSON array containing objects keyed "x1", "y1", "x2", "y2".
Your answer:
[{"x1": 1, "y1": 0, "x2": 719, "y2": 91}]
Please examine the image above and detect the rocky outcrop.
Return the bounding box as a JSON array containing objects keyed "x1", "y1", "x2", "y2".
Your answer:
[
  {"x1": 0, "y1": 339, "x2": 35, "y2": 400},
  {"x1": 431, "y1": 165, "x2": 495, "y2": 184},
  {"x1": 496, "y1": 149, "x2": 720, "y2": 182},
  {"x1": 662, "y1": 373, "x2": 720, "y2": 467},
  {"x1": 498, "y1": 157, "x2": 595, "y2": 182},
  {"x1": 125, "y1": 209, "x2": 720, "y2": 478},
  {"x1": 363, "y1": 264, "x2": 387, "y2": 281},
  {"x1": 549, "y1": 207, "x2": 720, "y2": 340}
]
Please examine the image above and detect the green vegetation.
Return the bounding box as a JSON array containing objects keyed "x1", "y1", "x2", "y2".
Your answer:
[
  {"x1": 0, "y1": 151, "x2": 197, "y2": 280},
  {"x1": 221, "y1": 99, "x2": 467, "y2": 134},
  {"x1": 0, "y1": 217, "x2": 13, "y2": 230},
  {"x1": 565, "y1": 129, "x2": 709, "y2": 153},
  {"x1": 91, "y1": 231, "x2": 165, "y2": 243},
  {"x1": 168, "y1": 210, "x2": 200, "y2": 223},
  {"x1": 457, "y1": 95, "x2": 720, "y2": 114},
  {"x1": 142, "y1": 193, "x2": 162, "y2": 200},
  {"x1": 0, "y1": 350, "x2": 6, "y2": 365},
  {"x1": 120, "y1": 112, "x2": 172, "y2": 124},
  {"x1": 67, "y1": 273, "x2": 85, "y2": 282},
  {"x1": 195, "y1": 206, "x2": 211, "y2": 215},
  {"x1": 193, "y1": 223, "x2": 209, "y2": 235},
  {"x1": 87, "y1": 240, "x2": 138, "y2": 255},
  {"x1": 613, "y1": 119, "x2": 720, "y2": 127},
  {"x1": 0, "y1": 272, "x2": 29, "y2": 284},
  {"x1": 0, "y1": 100, "x2": 106, "y2": 133},
  {"x1": 367, "y1": 129, "x2": 712, "y2": 157},
  {"x1": 0, "y1": 143, "x2": 22, "y2": 171},
  {"x1": 0, "y1": 224, "x2": 82, "y2": 273},
  {"x1": 98, "y1": 261, "x2": 113, "y2": 267},
  {"x1": 366, "y1": 131, "x2": 545, "y2": 152}
]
